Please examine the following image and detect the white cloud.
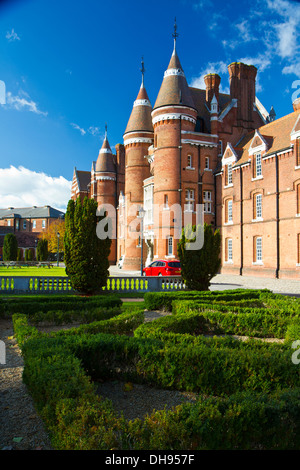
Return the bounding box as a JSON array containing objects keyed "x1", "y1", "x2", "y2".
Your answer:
[
  {"x1": 6, "y1": 28, "x2": 20, "y2": 42},
  {"x1": 190, "y1": 61, "x2": 230, "y2": 94},
  {"x1": 70, "y1": 122, "x2": 86, "y2": 135},
  {"x1": 70, "y1": 123, "x2": 104, "y2": 138},
  {"x1": 6, "y1": 91, "x2": 48, "y2": 116},
  {"x1": 0, "y1": 166, "x2": 71, "y2": 212}
]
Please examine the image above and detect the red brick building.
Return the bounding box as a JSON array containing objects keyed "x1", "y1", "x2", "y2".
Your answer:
[
  {"x1": 72, "y1": 41, "x2": 300, "y2": 279},
  {"x1": 0, "y1": 205, "x2": 65, "y2": 260}
]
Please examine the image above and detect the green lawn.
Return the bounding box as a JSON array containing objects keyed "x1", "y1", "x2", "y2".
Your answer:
[{"x1": 0, "y1": 266, "x2": 67, "y2": 277}]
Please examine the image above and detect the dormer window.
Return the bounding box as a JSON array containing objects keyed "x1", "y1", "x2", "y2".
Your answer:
[
  {"x1": 225, "y1": 163, "x2": 233, "y2": 186},
  {"x1": 254, "y1": 153, "x2": 262, "y2": 178},
  {"x1": 296, "y1": 137, "x2": 300, "y2": 167}
]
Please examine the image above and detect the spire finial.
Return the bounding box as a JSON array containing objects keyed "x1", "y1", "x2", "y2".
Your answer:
[
  {"x1": 172, "y1": 17, "x2": 179, "y2": 51},
  {"x1": 140, "y1": 56, "x2": 145, "y2": 87},
  {"x1": 105, "y1": 123, "x2": 107, "y2": 139}
]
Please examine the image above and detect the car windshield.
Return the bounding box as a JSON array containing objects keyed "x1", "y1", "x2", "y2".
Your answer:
[{"x1": 168, "y1": 262, "x2": 181, "y2": 268}]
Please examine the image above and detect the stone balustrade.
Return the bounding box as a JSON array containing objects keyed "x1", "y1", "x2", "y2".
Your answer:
[{"x1": 0, "y1": 276, "x2": 186, "y2": 294}]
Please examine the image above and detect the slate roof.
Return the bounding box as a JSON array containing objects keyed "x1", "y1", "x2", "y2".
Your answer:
[
  {"x1": 0, "y1": 206, "x2": 65, "y2": 219},
  {"x1": 95, "y1": 136, "x2": 116, "y2": 173},
  {"x1": 190, "y1": 88, "x2": 231, "y2": 133},
  {"x1": 124, "y1": 84, "x2": 153, "y2": 135},
  {"x1": 76, "y1": 170, "x2": 91, "y2": 192},
  {"x1": 153, "y1": 48, "x2": 196, "y2": 111}
]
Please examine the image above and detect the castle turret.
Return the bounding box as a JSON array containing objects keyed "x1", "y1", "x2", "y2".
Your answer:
[
  {"x1": 151, "y1": 24, "x2": 198, "y2": 260},
  {"x1": 93, "y1": 128, "x2": 118, "y2": 265},
  {"x1": 122, "y1": 59, "x2": 154, "y2": 270}
]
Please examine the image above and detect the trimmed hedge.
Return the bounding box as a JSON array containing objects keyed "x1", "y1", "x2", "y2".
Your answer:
[
  {"x1": 144, "y1": 289, "x2": 271, "y2": 312},
  {"x1": 0, "y1": 294, "x2": 122, "y2": 317},
  {"x1": 13, "y1": 315, "x2": 300, "y2": 449},
  {"x1": 11, "y1": 289, "x2": 300, "y2": 450}
]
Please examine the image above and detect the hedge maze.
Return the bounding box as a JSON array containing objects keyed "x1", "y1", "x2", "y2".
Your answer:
[{"x1": 3, "y1": 288, "x2": 300, "y2": 450}]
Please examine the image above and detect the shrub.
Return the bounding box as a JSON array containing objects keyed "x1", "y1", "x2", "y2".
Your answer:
[
  {"x1": 177, "y1": 223, "x2": 221, "y2": 291},
  {"x1": 3, "y1": 233, "x2": 18, "y2": 261},
  {"x1": 64, "y1": 197, "x2": 111, "y2": 294}
]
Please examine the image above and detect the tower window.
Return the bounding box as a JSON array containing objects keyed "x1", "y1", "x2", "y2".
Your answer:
[
  {"x1": 203, "y1": 191, "x2": 212, "y2": 213},
  {"x1": 187, "y1": 155, "x2": 193, "y2": 168},
  {"x1": 205, "y1": 157, "x2": 210, "y2": 169},
  {"x1": 218, "y1": 140, "x2": 223, "y2": 157},
  {"x1": 185, "y1": 189, "x2": 195, "y2": 212}
]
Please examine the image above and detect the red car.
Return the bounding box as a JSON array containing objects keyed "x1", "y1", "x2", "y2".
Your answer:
[{"x1": 142, "y1": 260, "x2": 181, "y2": 277}]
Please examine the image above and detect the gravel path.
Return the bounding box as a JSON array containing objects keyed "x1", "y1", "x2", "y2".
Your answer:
[{"x1": 0, "y1": 319, "x2": 52, "y2": 450}]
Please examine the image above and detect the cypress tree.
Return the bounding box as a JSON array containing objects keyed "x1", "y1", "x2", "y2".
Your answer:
[
  {"x1": 64, "y1": 197, "x2": 112, "y2": 294},
  {"x1": 37, "y1": 239, "x2": 48, "y2": 261},
  {"x1": 3, "y1": 233, "x2": 18, "y2": 261},
  {"x1": 177, "y1": 223, "x2": 221, "y2": 291}
]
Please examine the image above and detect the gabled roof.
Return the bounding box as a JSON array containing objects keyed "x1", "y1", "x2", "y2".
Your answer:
[
  {"x1": 189, "y1": 88, "x2": 231, "y2": 133},
  {"x1": 233, "y1": 109, "x2": 300, "y2": 166},
  {"x1": 76, "y1": 170, "x2": 91, "y2": 192}
]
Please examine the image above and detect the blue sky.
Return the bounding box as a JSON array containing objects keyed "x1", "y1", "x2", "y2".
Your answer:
[{"x1": 0, "y1": 0, "x2": 300, "y2": 211}]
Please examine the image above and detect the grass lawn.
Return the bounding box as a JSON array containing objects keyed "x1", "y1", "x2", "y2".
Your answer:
[{"x1": 0, "y1": 266, "x2": 67, "y2": 277}]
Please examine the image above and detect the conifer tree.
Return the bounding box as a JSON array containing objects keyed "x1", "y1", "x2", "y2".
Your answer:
[
  {"x1": 177, "y1": 223, "x2": 221, "y2": 291},
  {"x1": 37, "y1": 239, "x2": 48, "y2": 261},
  {"x1": 64, "y1": 197, "x2": 111, "y2": 294},
  {"x1": 3, "y1": 233, "x2": 18, "y2": 261}
]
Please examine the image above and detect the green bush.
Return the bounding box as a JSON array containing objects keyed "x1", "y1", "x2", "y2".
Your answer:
[
  {"x1": 144, "y1": 289, "x2": 270, "y2": 312},
  {"x1": 11, "y1": 289, "x2": 300, "y2": 450},
  {"x1": 0, "y1": 294, "x2": 122, "y2": 316}
]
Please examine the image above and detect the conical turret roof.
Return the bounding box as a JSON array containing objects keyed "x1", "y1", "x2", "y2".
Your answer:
[
  {"x1": 95, "y1": 132, "x2": 116, "y2": 173},
  {"x1": 153, "y1": 47, "x2": 195, "y2": 111},
  {"x1": 124, "y1": 82, "x2": 153, "y2": 136}
]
